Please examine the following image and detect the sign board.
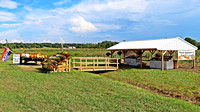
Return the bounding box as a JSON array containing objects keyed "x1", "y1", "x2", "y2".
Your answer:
[
  {"x1": 178, "y1": 50, "x2": 195, "y2": 60},
  {"x1": 13, "y1": 54, "x2": 20, "y2": 64}
]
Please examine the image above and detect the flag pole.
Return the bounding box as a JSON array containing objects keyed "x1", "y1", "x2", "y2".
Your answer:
[{"x1": 5, "y1": 39, "x2": 15, "y2": 53}]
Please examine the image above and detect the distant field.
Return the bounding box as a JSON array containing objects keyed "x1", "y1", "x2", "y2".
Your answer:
[
  {"x1": 0, "y1": 48, "x2": 200, "y2": 111},
  {"x1": 11, "y1": 48, "x2": 107, "y2": 57}
]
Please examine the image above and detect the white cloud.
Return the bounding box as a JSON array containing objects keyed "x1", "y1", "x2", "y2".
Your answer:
[
  {"x1": 67, "y1": 0, "x2": 200, "y2": 23},
  {"x1": 24, "y1": 6, "x2": 33, "y2": 12},
  {"x1": 67, "y1": 0, "x2": 149, "y2": 21},
  {"x1": 0, "y1": 23, "x2": 22, "y2": 28},
  {"x1": 95, "y1": 24, "x2": 120, "y2": 31},
  {"x1": 69, "y1": 16, "x2": 98, "y2": 33},
  {"x1": 43, "y1": 40, "x2": 50, "y2": 43},
  {"x1": 0, "y1": 11, "x2": 17, "y2": 22},
  {"x1": 11, "y1": 39, "x2": 24, "y2": 43},
  {"x1": 0, "y1": 0, "x2": 17, "y2": 9},
  {"x1": 1, "y1": 0, "x2": 200, "y2": 43},
  {"x1": 0, "y1": 29, "x2": 21, "y2": 41},
  {"x1": 54, "y1": 0, "x2": 70, "y2": 6},
  {"x1": 71, "y1": 0, "x2": 148, "y2": 13},
  {"x1": 145, "y1": 0, "x2": 199, "y2": 15},
  {"x1": 0, "y1": 40, "x2": 6, "y2": 43}
]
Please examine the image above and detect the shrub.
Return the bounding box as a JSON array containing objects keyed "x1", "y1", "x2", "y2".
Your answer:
[
  {"x1": 117, "y1": 51, "x2": 122, "y2": 56},
  {"x1": 156, "y1": 52, "x2": 162, "y2": 57},
  {"x1": 136, "y1": 51, "x2": 143, "y2": 55},
  {"x1": 106, "y1": 52, "x2": 111, "y2": 56}
]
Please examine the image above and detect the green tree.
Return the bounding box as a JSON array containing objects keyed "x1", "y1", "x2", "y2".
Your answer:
[
  {"x1": 197, "y1": 43, "x2": 200, "y2": 49},
  {"x1": 185, "y1": 37, "x2": 197, "y2": 46}
]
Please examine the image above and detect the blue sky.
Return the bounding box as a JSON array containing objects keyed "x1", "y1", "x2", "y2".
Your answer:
[{"x1": 0, "y1": 0, "x2": 200, "y2": 43}]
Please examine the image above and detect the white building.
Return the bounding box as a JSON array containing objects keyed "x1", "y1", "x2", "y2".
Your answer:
[{"x1": 107, "y1": 37, "x2": 198, "y2": 70}]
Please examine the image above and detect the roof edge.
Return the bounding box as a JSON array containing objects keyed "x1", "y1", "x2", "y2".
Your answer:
[
  {"x1": 177, "y1": 37, "x2": 198, "y2": 50},
  {"x1": 118, "y1": 37, "x2": 178, "y2": 43}
]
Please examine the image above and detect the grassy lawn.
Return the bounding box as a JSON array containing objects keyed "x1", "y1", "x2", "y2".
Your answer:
[
  {"x1": 102, "y1": 68, "x2": 200, "y2": 104},
  {"x1": 0, "y1": 48, "x2": 200, "y2": 111},
  {"x1": 0, "y1": 60, "x2": 200, "y2": 111}
]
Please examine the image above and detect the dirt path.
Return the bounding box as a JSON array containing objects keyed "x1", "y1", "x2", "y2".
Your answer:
[{"x1": 18, "y1": 62, "x2": 42, "y2": 71}]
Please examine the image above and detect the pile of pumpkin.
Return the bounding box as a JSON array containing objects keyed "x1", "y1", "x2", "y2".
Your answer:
[{"x1": 20, "y1": 53, "x2": 48, "y2": 59}]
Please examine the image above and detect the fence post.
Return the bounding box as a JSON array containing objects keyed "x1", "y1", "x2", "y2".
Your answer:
[
  {"x1": 117, "y1": 58, "x2": 118, "y2": 70},
  {"x1": 108, "y1": 58, "x2": 110, "y2": 69},
  {"x1": 66, "y1": 59, "x2": 68, "y2": 72},
  {"x1": 73, "y1": 58, "x2": 75, "y2": 68},
  {"x1": 105, "y1": 58, "x2": 107, "y2": 70},
  {"x1": 54, "y1": 68, "x2": 56, "y2": 72},
  {"x1": 69, "y1": 58, "x2": 71, "y2": 72},
  {"x1": 97, "y1": 58, "x2": 98, "y2": 68},
  {"x1": 86, "y1": 57, "x2": 87, "y2": 68},
  {"x1": 93, "y1": 58, "x2": 95, "y2": 71},
  {"x1": 62, "y1": 62, "x2": 64, "y2": 72},
  {"x1": 80, "y1": 58, "x2": 82, "y2": 71}
]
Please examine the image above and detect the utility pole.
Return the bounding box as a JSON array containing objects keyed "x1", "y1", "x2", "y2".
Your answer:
[
  {"x1": 61, "y1": 43, "x2": 63, "y2": 52},
  {"x1": 6, "y1": 39, "x2": 8, "y2": 47}
]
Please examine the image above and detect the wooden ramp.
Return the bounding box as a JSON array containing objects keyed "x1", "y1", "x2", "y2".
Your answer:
[{"x1": 72, "y1": 57, "x2": 119, "y2": 71}]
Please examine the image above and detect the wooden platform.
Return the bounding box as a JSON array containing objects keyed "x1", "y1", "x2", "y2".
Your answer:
[
  {"x1": 74, "y1": 66, "x2": 118, "y2": 71},
  {"x1": 72, "y1": 57, "x2": 119, "y2": 71}
]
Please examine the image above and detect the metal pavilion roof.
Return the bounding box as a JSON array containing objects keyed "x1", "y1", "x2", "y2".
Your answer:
[{"x1": 107, "y1": 37, "x2": 198, "y2": 51}]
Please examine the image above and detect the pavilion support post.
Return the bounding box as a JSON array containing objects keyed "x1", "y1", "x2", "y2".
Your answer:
[
  {"x1": 110, "y1": 51, "x2": 115, "y2": 58},
  {"x1": 122, "y1": 50, "x2": 128, "y2": 62},
  {"x1": 139, "y1": 50, "x2": 145, "y2": 69},
  {"x1": 193, "y1": 59, "x2": 195, "y2": 69},
  {"x1": 177, "y1": 51, "x2": 179, "y2": 69},
  {"x1": 193, "y1": 50, "x2": 196, "y2": 69},
  {"x1": 161, "y1": 51, "x2": 167, "y2": 71},
  {"x1": 140, "y1": 54, "x2": 143, "y2": 69}
]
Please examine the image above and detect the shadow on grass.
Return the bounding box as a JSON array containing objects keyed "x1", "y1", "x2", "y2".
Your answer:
[
  {"x1": 18, "y1": 63, "x2": 40, "y2": 65},
  {"x1": 89, "y1": 64, "x2": 151, "y2": 74},
  {"x1": 35, "y1": 68, "x2": 47, "y2": 73}
]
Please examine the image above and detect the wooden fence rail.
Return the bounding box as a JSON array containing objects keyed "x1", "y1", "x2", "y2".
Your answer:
[{"x1": 72, "y1": 57, "x2": 119, "y2": 71}]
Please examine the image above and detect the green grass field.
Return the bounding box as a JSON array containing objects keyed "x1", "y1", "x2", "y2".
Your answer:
[
  {"x1": 102, "y1": 68, "x2": 200, "y2": 104},
  {"x1": 0, "y1": 48, "x2": 200, "y2": 111}
]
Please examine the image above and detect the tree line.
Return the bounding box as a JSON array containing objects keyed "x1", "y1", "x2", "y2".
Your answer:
[
  {"x1": 0, "y1": 41, "x2": 119, "y2": 49},
  {"x1": 184, "y1": 37, "x2": 200, "y2": 49},
  {"x1": 0, "y1": 38, "x2": 199, "y2": 49}
]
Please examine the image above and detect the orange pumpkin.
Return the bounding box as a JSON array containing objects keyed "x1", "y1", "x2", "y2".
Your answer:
[
  {"x1": 41, "y1": 55, "x2": 44, "y2": 58},
  {"x1": 30, "y1": 54, "x2": 33, "y2": 58},
  {"x1": 20, "y1": 53, "x2": 25, "y2": 57},
  {"x1": 33, "y1": 55, "x2": 37, "y2": 58},
  {"x1": 36, "y1": 54, "x2": 40, "y2": 58},
  {"x1": 36, "y1": 53, "x2": 41, "y2": 56}
]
